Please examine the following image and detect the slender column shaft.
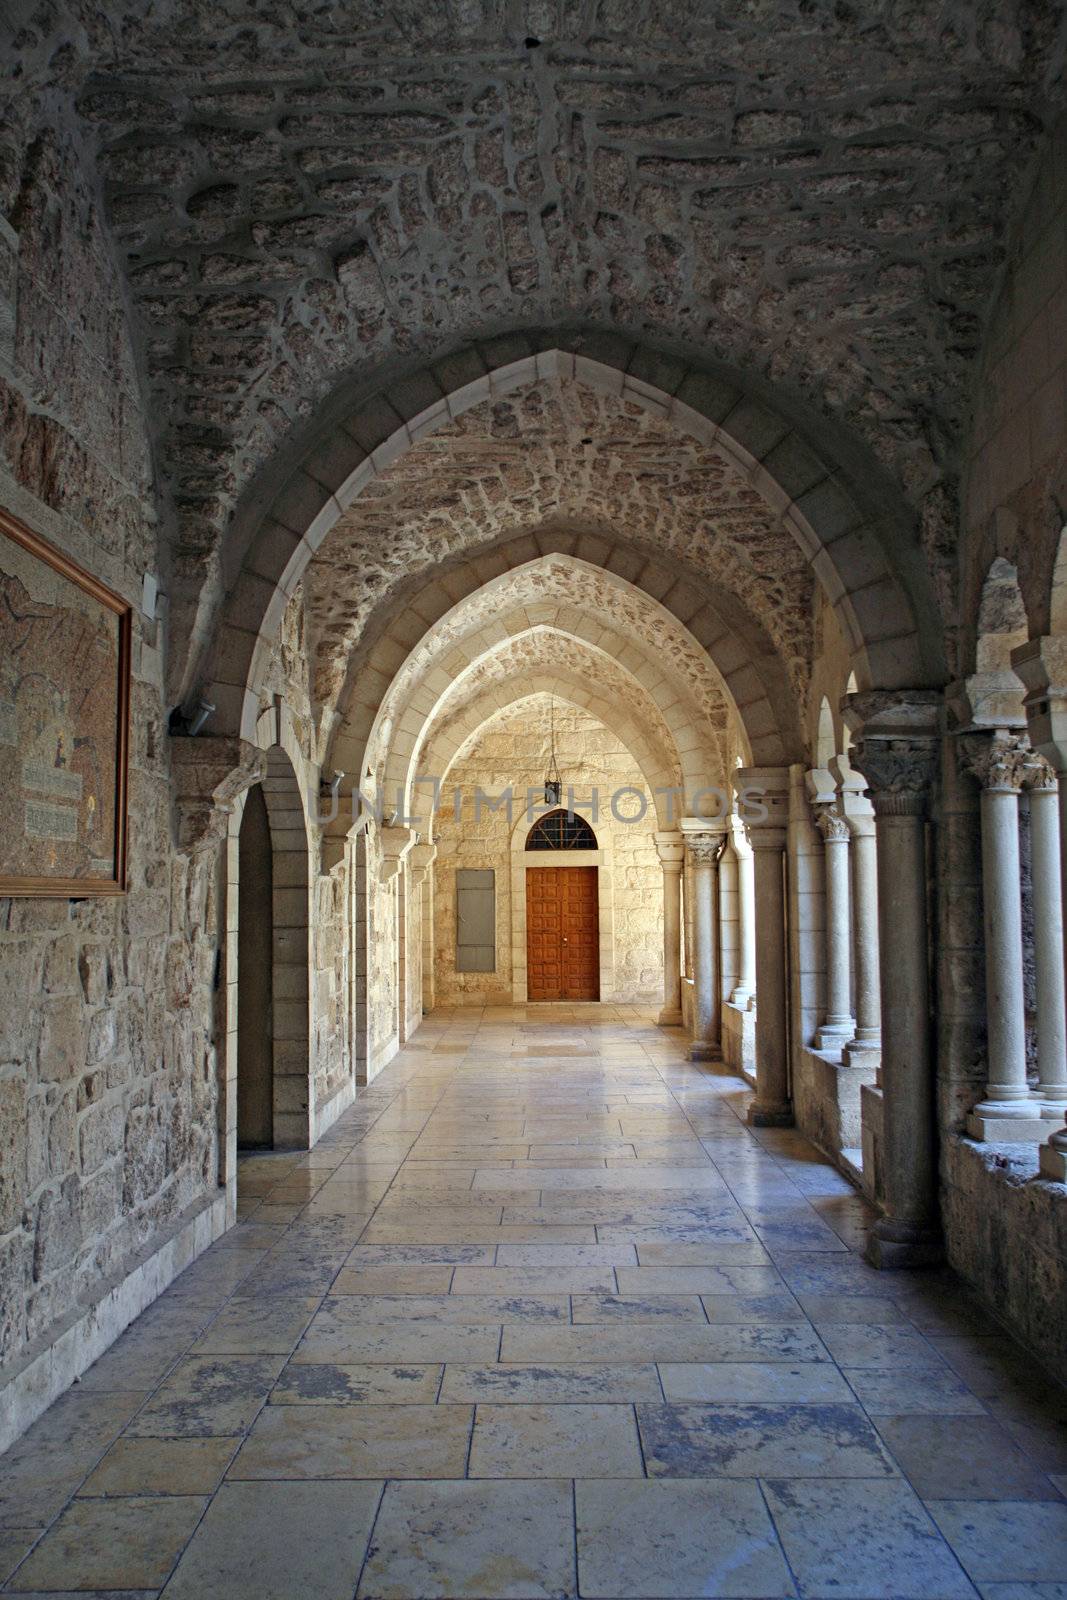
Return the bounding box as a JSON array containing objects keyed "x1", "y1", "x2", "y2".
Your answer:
[
  {"x1": 871, "y1": 807, "x2": 938, "y2": 1253},
  {"x1": 660, "y1": 865, "x2": 683, "y2": 1024},
  {"x1": 1028, "y1": 769, "x2": 1067, "y2": 1115},
  {"x1": 849, "y1": 825, "x2": 882, "y2": 1048},
  {"x1": 814, "y1": 810, "x2": 854, "y2": 1050},
  {"x1": 685, "y1": 836, "x2": 722, "y2": 1060},
  {"x1": 747, "y1": 832, "x2": 791, "y2": 1124},
  {"x1": 656, "y1": 833, "x2": 684, "y2": 1026},
  {"x1": 849, "y1": 713, "x2": 941, "y2": 1270},
  {"x1": 961, "y1": 734, "x2": 1032, "y2": 1118},
  {"x1": 731, "y1": 830, "x2": 756, "y2": 1006}
]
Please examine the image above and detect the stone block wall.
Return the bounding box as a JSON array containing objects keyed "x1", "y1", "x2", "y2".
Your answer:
[
  {"x1": 433, "y1": 700, "x2": 662, "y2": 1005},
  {"x1": 0, "y1": 118, "x2": 221, "y2": 1378}
]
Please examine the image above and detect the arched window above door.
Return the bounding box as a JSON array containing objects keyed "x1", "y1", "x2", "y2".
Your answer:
[{"x1": 525, "y1": 809, "x2": 598, "y2": 851}]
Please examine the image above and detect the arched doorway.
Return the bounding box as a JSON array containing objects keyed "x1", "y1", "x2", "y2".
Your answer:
[
  {"x1": 524, "y1": 810, "x2": 601, "y2": 1002},
  {"x1": 226, "y1": 742, "x2": 312, "y2": 1169}
]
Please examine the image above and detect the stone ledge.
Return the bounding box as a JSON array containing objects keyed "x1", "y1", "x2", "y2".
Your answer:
[
  {"x1": 942, "y1": 1135, "x2": 1067, "y2": 1378},
  {"x1": 0, "y1": 1188, "x2": 227, "y2": 1457}
]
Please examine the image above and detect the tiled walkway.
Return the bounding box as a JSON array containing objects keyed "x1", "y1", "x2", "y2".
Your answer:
[{"x1": 2, "y1": 1005, "x2": 1066, "y2": 1598}]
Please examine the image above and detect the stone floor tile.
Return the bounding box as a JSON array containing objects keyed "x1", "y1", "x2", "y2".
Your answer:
[
  {"x1": 797, "y1": 1294, "x2": 912, "y2": 1326},
  {"x1": 190, "y1": 1296, "x2": 319, "y2": 1355},
  {"x1": 357, "y1": 1478, "x2": 576, "y2": 1599},
  {"x1": 875, "y1": 1415, "x2": 1062, "y2": 1500},
  {"x1": 637, "y1": 1401, "x2": 898, "y2": 1478},
  {"x1": 271, "y1": 1363, "x2": 443, "y2": 1404},
  {"x1": 701, "y1": 1293, "x2": 809, "y2": 1324},
  {"x1": 6, "y1": 1496, "x2": 208, "y2": 1593},
  {"x1": 160, "y1": 1479, "x2": 382, "y2": 1600},
  {"x1": 615, "y1": 1265, "x2": 784, "y2": 1295},
  {"x1": 815, "y1": 1323, "x2": 948, "y2": 1369},
  {"x1": 763, "y1": 1478, "x2": 975, "y2": 1598},
  {"x1": 494, "y1": 1243, "x2": 638, "y2": 1266},
  {"x1": 502, "y1": 1322, "x2": 828, "y2": 1364},
  {"x1": 633, "y1": 1241, "x2": 772, "y2": 1266},
  {"x1": 331, "y1": 1265, "x2": 456, "y2": 1294},
  {"x1": 575, "y1": 1477, "x2": 794, "y2": 1598},
  {"x1": 229, "y1": 1402, "x2": 473, "y2": 1479},
  {"x1": 343, "y1": 1245, "x2": 496, "y2": 1265},
  {"x1": 926, "y1": 1500, "x2": 1067, "y2": 1583},
  {"x1": 570, "y1": 1292, "x2": 708, "y2": 1322},
  {"x1": 293, "y1": 1318, "x2": 501, "y2": 1364},
  {"x1": 845, "y1": 1367, "x2": 990, "y2": 1416},
  {"x1": 440, "y1": 1362, "x2": 662, "y2": 1403},
  {"x1": 0, "y1": 1530, "x2": 42, "y2": 1585},
  {"x1": 79, "y1": 1437, "x2": 241, "y2": 1496},
  {"x1": 469, "y1": 1399, "x2": 643, "y2": 1477},
  {"x1": 975, "y1": 1586, "x2": 1067, "y2": 1599},
  {"x1": 313, "y1": 1292, "x2": 569, "y2": 1323},
  {"x1": 450, "y1": 1266, "x2": 617, "y2": 1294},
  {"x1": 658, "y1": 1362, "x2": 853, "y2": 1403},
  {"x1": 126, "y1": 1355, "x2": 285, "y2": 1438}
]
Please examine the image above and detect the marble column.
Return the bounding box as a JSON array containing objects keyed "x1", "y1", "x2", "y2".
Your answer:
[
  {"x1": 729, "y1": 815, "x2": 756, "y2": 1007},
  {"x1": 1025, "y1": 757, "x2": 1067, "y2": 1119},
  {"x1": 847, "y1": 813, "x2": 882, "y2": 1062},
  {"x1": 681, "y1": 825, "x2": 725, "y2": 1061},
  {"x1": 813, "y1": 804, "x2": 856, "y2": 1052},
  {"x1": 960, "y1": 731, "x2": 1038, "y2": 1134},
  {"x1": 408, "y1": 841, "x2": 437, "y2": 1017},
  {"x1": 849, "y1": 699, "x2": 941, "y2": 1268},
  {"x1": 1012, "y1": 637, "x2": 1067, "y2": 1179},
  {"x1": 737, "y1": 768, "x2": 792, "y2": 1126},
  {"x1": 655, "y1": 831, "x2": 685, "y2": 1026}
]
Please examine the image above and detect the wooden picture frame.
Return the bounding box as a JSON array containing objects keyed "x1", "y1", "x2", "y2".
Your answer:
[{"x1": 0, "y1": 506, "x2": 130, "y2": 896}]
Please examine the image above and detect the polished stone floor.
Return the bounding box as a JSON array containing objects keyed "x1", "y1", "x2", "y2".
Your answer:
[{"x1": 1, "y1": 1004, "x2": 1066, "y2": 1598}]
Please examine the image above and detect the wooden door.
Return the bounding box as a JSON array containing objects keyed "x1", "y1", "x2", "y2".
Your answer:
[{"x1": 526, "y1": 866, "x2": 600, "y2": 1001}]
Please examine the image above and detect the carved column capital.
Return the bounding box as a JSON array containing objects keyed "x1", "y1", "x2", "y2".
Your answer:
[
  {"x1": 683, "y1": 831, "x2": 727, "y2": 866},
  {"x1": 654, "y1": 830, "x2": 685, "y2": 871},
  {"x1": 958, "y1": 729, "x2": 1031, "y2": 793},
  {"x1": 850, "y1": 737, "x2": 939, "y2": 817},
  {"x1": 170, "y1": 735, "x2": 268, "y2": 854},
  {"x1": 1023, "y1": 752, "x2": 1059, "y2": 792},
  {"x1": 814, "y1": 807, "x2": 851, "y2": 842}
]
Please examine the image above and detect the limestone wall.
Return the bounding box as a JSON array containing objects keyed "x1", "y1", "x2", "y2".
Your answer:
[
  {"x1": 432, "y1": 699, "x2": 662, "y2": 1006},
  {"x1": 0, "y1": 118, "x2": 221, "y2": 1377}
]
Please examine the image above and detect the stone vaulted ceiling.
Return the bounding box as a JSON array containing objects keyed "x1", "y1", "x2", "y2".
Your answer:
[
  {"x1": 5, "y1": 0, "x2": 1066, "y2": 669},
  {"x1": 306, "y1": 375, "x2": 812, "y2": 732}
]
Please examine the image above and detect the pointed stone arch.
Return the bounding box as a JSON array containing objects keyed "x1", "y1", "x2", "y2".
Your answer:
[{"x1": 205, "y1": 340, "x2": 945, "y2": 746}]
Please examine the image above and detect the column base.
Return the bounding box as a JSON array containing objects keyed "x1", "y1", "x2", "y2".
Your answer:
[
  {"x1": 865, "y1": 1216, "x2": 943, "y2": 1270},
  {"x1": 1039, "y1": 1139, "x2": 1067, "y2": 1182},
  {"x1": 966, "y1": 1112, "x2": 1064, "y2": 1143},
  {"x1": 746, "y1": 1099, "x2": 793, "y2": 1128},
  {"x1": 816, "y1": 1021, "x2": 856, "y2": 1052},
  {"x1": 689, "y1": 1041, "x2": 721, "y2": 1062},
  {"x1": 657, "y1": 1007, "x2": 683, "y2": 1026},
  {"x1": 730, "y1": 986, "x2": 753, "y2": 1007},
  {"x1": 843, "y1": 1040, "x2": 881, "y2": 1071}
]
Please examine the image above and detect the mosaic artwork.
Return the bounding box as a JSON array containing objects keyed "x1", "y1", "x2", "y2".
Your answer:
[{"x1": 0, "y1": 509, "x2": 129, "y2": 894}]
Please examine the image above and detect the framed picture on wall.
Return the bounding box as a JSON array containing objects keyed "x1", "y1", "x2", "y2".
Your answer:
[{"x1": 0, "y1": 506, "x2": 131, "y2": 896}]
